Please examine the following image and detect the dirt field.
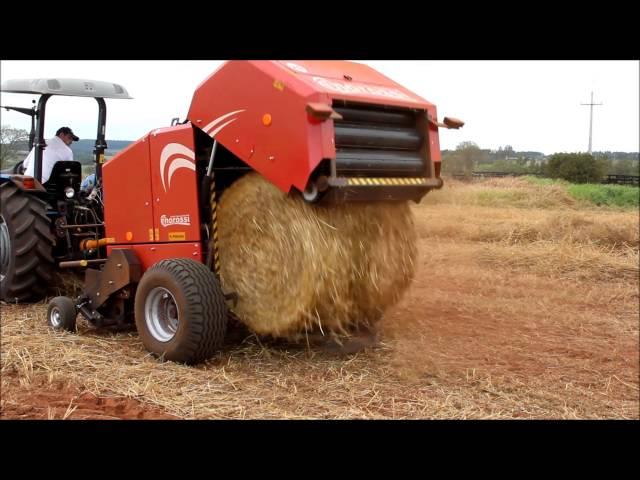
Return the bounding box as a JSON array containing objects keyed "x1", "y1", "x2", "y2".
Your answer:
[{"x1": 1, "y1": 177, "x2": 638, "y2": 419}]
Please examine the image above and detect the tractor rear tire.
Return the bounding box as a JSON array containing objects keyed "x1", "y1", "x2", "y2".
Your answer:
[
  {"x1": 0, "y1": 182, "x2": 55, "y2": 302},
  {"x1": 47, "y1": 296, "x2": 78, "y2": 332},
  {"x1": 134, "y1": 258, "x2": 228, "y2": 365}
]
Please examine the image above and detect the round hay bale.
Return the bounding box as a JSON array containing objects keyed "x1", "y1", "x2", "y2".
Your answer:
[{"x1": 217, "y1": 172, "x2": 417, "y2": 339}]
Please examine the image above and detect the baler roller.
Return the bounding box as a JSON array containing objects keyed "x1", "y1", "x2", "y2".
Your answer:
[
  {"x1": 332, "y1": 106, "x2": 415, "y2": 126},
  {"x1": 335, "y1": 150, "x2": 424, "y2": 177},
  {"x1": 334, "y1": 125, "x2": 422, "y2": 151}
]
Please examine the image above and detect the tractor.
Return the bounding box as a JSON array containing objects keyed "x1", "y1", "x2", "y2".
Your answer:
[
  {"x1": 0, "y1": 61, "x2": 462, "y2": 364},
  {"x1": 1, "y1": 78, "x2": 131, "y2": 301}
]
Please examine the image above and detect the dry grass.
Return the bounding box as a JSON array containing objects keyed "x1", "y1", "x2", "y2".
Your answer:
[
  {"x1": 380, "y1": 238, "x2": 638, "y2": 419},
  {"x1": 1, "y1": 176, "x2": 638, "y2": 419},
  {"x1": 0, "y1": 306, "x2": 434, "y2": 419},
  {"x1": 425, "y1": 176, "x2": 578, "y2": 209},
  {"x1": 414, "y1": 205, "x2": 638, "y2": 249},
  {"x1": 478, "y1": 240, "x2": 638, "y2": 281},
  {"x1": 414, "y1": 177, "x2": 639, "y2": 282}
]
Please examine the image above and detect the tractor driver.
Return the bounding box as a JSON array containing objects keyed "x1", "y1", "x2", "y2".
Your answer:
[{"x1": 22, "y1": 126, "x2": 79, "y2": 183}]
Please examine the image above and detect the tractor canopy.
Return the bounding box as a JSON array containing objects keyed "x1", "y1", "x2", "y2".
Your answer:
[{"x1": 1, "y1": 78, "x2": 132, "y2": 99}]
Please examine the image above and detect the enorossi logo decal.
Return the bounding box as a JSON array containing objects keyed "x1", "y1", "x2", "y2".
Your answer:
[
  {"x1": 160, "y1": 214, "x2": 191, "y2": 227},
  {"x1": 311, "y1": 76, "x2": 413, "y2": 100}
]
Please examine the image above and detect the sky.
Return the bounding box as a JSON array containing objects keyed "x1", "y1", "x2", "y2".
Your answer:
[{"x1": 1, "y1": 60, "x2": 638, "y2": 154}]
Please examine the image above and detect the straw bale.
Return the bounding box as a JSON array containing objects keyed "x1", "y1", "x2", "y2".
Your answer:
[{"x1": 217, "y1": 173, "x2": 417, "y2": 339}]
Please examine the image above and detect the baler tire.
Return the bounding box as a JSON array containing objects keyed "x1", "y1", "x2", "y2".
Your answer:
[
  {"x1": 0, "y1": 182, "x2": 55, "y2": 302},
  {"x1": 134, "y1": 258, "x2": 228, "y2": 365},
  {"x1": 47, "y1": 296, "x2": 78, "y2": 332}
]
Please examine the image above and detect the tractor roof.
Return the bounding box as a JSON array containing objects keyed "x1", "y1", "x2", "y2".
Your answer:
[{"x1": 0, "y1": 78, "x2": 132, "y2": 99}]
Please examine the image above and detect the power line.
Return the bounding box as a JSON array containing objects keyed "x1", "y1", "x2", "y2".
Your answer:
[{"x1": 580, "y1": 91, "x2": 603, "y2": 154}]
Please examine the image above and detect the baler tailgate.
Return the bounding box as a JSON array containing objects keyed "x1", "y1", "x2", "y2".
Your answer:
[
  {"x1": 333, "y1": 101, "x2": 426, "y2": 178},
  {"x1": 323, "y1": 101, "x2": 439, "y2": 203}
]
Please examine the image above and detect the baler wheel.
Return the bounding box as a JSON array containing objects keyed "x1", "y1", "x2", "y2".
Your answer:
[
  {"x1": 0, "y1": 182, "x2": 55, "y2": 302},
  {"x1": 47, "y1": 296, "x2": 78, "y2": 332},
  {"x1": 134, "y1": 258, "x2": 228, "y2": 365},
  {"x1": 301, "y1": 181, "x2": 321, "y2": 203}
]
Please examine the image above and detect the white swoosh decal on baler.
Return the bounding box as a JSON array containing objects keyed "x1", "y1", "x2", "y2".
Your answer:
[
  {"x1": 203, "y1": 109, "x2": 245, "y2": 137},
  {"x1": 167, "y1": 158, "x2": 196, "y2": 189},
  {"x1": 160, "y1": 143, "x2": 195, "y2": 192}
]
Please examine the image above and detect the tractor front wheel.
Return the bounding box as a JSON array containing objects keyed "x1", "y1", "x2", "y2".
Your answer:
[
  {"x1": 0, "y1": 182, "x2": 55, "y2": 302},
  {"x1": 134, "y1": 258, "x2": 228, "y2": 365}
]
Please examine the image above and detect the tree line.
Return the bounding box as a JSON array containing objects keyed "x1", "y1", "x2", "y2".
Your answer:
[{"x1": 442, "y1": 141, "x2": 640, "y2": 183}]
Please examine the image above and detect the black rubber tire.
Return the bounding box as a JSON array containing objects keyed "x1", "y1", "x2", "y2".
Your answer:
[
  {"x1": 134, "y1": 258, "x2": 228, "y2": 365},
  {"x1": 47, "y1": 296, "x2": 77, "y2": 332},
  {"x1": 0, "y1": 182, "x2": 55, "y2": 302}
]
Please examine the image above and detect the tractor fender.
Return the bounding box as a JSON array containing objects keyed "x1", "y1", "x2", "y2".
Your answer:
[{"x1": 0, "y1": 174, "x2": 46, "y2": 192}]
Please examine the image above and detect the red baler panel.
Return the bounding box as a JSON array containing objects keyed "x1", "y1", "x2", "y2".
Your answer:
[
  {"x1": 188, "y1": 61, "x2": 333, "y2": 194},
  {"x1": 277, "y1": 60, "x2": 433, "y2": 110},
  {"x1": 107, "y1": 243, "x2": 202, "y2": 272},
  {"x1": 102, "y1": 136, "x2": 155, "y2": 244},
  {"x1": 426, "y1": 105, "x2": 442, "y2": 164},
  {"x1": 148, "y1": 125, "x2": 201, "y2": 243},
  {"x1": 187, "y1": 61, "x2": 442, "y2": 193}
]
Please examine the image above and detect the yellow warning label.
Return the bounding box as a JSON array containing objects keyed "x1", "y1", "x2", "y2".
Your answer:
[
  {"x1": 99, "y1": 154, "x2": 106, "y2": 164},
  {"x1": 273, "y1": 79, "x2": 285, "y2": 91},
  {"x1": 347, "y1": 177, "x2": 427, "y2": 186},
  {"x1": 154, "y1": 229, "x2": 160, "y2": 241},
  {"x1": 149, "y1": 229, "x2": 154, "y2": 241},
  {"x1": 169, "y1": 232, "x2": 186, "y2": 241}
]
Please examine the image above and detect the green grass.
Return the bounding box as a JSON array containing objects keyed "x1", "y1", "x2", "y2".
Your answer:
[
  {"x1": 523, "y1": 176, "x2": 639, "y2": 209},
  {"x1": 567, "y1": 184, "x2": 640, "y2": 208}
]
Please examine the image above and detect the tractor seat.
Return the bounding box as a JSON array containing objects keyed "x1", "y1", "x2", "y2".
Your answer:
[{"x1": 44, "y1": 160, "x2": 82, "y2": 197}]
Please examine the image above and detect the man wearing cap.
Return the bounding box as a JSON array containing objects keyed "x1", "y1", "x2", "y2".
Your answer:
[{"x1": 22, "y1": 127, "x2": 79, "y2": 183}]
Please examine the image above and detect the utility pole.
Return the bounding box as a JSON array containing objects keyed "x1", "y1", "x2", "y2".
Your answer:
[{"x1": 581, "y1": 91, "x2": 602, "y2": 154}]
